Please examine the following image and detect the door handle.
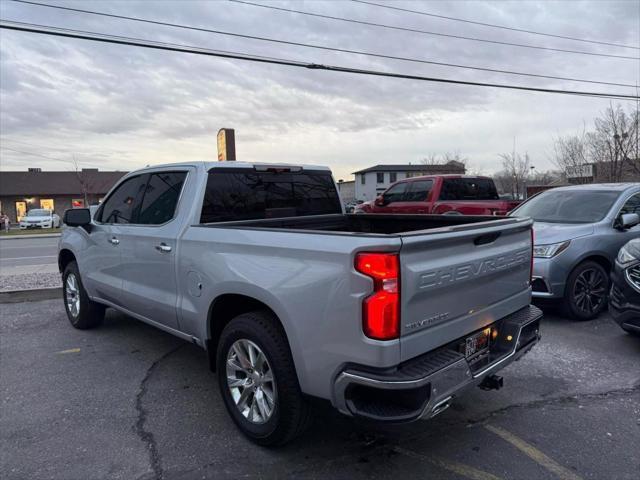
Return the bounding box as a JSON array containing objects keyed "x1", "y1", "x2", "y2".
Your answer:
[
  {"x1": 155, "y1": 243, "x2": 172, "y2": 253},
  {"x1": 109, "y1": 237, "x2": 120, "y2": 245}
]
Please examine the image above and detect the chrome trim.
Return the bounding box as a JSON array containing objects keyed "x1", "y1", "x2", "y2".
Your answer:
[
  {"x1": 624, "y1": 265, "x2": 640, "y2": 294},
  {"x1": 333, "y1": 312, "x2": 541, "y2": 420},
  {"x1": 531, "y1": 290, "x2": 556, "y2": 298}
]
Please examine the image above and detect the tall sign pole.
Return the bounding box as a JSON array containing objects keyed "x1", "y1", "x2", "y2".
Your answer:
[{"x1": 217, "y1": 128, "x2": 236, "y2": 161}]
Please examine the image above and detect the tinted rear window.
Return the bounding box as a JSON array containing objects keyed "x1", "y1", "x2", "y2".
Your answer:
[
  {"x1": 439, "y1": 178, "x2": 499, "y2": 201},
  {"x1": 200, "y1": 169, "x2": 341, "y2": 223}
]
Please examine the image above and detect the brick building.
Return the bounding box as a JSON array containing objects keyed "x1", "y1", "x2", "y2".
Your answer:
[{"x1": 0, "y1": 168, "x2": 126, "y2": 223}]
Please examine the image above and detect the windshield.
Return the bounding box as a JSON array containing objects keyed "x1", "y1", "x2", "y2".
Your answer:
[
  {"x1": 27, "y1": 209, "x2": 51, "y2": 217},
  {"x1": 512, "y1": 190, "x2": 619, "y2": 223}
]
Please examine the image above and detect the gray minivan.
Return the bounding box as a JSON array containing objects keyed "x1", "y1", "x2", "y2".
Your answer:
[{"x1": 510, "y1": 183, "x2": 640, "y2": 320}]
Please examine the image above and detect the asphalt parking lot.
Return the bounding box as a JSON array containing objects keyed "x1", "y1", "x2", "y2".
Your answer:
[{"x1": 1, "y1": 299, "x2": 638, "y2": 480}]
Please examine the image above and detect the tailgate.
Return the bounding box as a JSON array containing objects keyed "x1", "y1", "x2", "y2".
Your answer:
[{"x1": 399, "y1": 218, "x2": 532, "y2": 361}]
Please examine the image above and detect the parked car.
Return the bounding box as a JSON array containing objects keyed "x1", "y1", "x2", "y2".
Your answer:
[
  {"x1": 609, "y1": 239, "x2": 640, "y2": 335},
  {"x1": 354, "y1": 175, "x2": 520, "y2": 215},
  {"x1": 344, "y1": 200, "x2": 363, "y2": 213},
  {"x1": 19, "y1": 208, "x2": 60, "y2": 229},
  {"x1": 510, "y1": 183, "x2": 640, "y2": 320},
  {"x1": 59, "y1": 162, "x2": 541, "y2": 445}
]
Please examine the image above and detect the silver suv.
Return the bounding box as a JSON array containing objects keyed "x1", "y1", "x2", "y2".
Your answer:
[{"x1": 511, "y1": 183, "x2": 640, "y2": 320}]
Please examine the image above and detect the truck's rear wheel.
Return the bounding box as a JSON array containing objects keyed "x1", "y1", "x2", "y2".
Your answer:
[
  {"x1": 62, "y1": 261, "x2": 105, "y2": 329},
  {"x1": 216, "y1": 311, "x2": 311, "y2": 446}
]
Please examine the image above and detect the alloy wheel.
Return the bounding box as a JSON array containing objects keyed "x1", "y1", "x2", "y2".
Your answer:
[
  {"x1": 226, "y1": 339, "x2": 276, "y2": 424},
  {"x1": 573, "y1": 268, "x2": 606, "y2": 315},
  {"x1": 65, "y1": 273, "x2": 81, "y2": 318}
]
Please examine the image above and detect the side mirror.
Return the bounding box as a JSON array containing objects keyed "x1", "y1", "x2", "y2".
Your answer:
[
  {"x1": 64, "y1": 208, "x2": 92, "y2": 227},
  {"x1": 374, "y1": 196, "x2": 386, "y2": 207},
  {"x1": 619, "y1": 213, "x2": 640, "y2": 230}
]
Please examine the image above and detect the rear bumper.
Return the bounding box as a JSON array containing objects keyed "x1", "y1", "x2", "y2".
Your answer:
[{"x1": 333, "y1": 305, "x2": 542, "y2": 422}]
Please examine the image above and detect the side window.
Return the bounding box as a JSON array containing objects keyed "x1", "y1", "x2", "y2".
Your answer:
[
  {"x1": 619, "y1": 193, "x2": 640, "y2": 216},
  {"x1": 137, "y1": 172, "x2": 187, "y2": 225},
  {"x1": 405, "y1": 180, "x2": 433, "y2": 202},
  {"x1": 439, "y1": 179, "x2": 499, "y2": 201},
  {"x1": 383, "y1": 182, "x2": 408, "y2": 204},
  {"x1": 99, "y1": 175, "x2": 147, "y2": 224}
]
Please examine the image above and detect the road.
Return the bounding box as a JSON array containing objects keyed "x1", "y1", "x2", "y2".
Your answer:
[
  {"x1": 1, "y1": 300, "x2": 638, "y2": 480},
  {"x1": 0, "y1": 236, "x2": 58, "y2": 274}
]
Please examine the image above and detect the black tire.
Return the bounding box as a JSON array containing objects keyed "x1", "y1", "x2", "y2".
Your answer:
[
  {"x1": 216, "y1": 311, "x2": 312, "y2": 446},
  {"x1": 62, "y1": 261, "x2": 105, "y2": 329},
  {"x1": 563, "y1": 261, "x2": 609, "y2": 321}
]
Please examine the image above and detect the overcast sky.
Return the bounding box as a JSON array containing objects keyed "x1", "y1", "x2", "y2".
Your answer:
[{"x1": 1, "y1": 0, "x2": 638, "y2": 180}]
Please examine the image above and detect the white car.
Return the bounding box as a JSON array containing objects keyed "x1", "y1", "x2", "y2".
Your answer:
[{"x1": 19, "y1": 209, "x2": 61, "y2": 229}]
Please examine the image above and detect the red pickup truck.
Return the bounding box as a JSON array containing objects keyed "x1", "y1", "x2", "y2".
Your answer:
[{"x1": 354, "y1": 175, "x2": 520, "y2": 215}]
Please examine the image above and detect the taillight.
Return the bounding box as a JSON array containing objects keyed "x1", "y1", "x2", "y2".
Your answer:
[
  {"x1": 530, "y1": 228, "x2": 534, "y2": 284},
  {"x1": 355, "y1": 253, "x2": 400, "y2": 340}
]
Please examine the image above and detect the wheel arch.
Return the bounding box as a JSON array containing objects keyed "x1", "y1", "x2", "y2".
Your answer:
[
  {"x1": 58, "y1": 248, "x2": 76, "y2": 273},
  {"x1": 206, "y1": 293, "x2": 293, "y2": 373},
  {"x1": 571, "y1": 254, "x2": 612, "y2": 276}
]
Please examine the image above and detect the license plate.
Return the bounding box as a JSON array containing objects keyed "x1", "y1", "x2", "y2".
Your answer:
[{"x1": 465, "y1": 329, "x2": 491, "y2": 359}]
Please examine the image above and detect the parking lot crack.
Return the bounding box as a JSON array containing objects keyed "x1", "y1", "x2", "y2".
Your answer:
[
  {"x1": 469, "y1": 383, "x2": 640, "y2": 426},
  {"x1": 134, "y1": 344, "x2": 184, "y2": 480}
]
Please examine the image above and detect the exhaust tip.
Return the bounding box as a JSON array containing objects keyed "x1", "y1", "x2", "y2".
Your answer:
[{"x1": 430, "y1": 396, "x2": 452, "y2": 418}]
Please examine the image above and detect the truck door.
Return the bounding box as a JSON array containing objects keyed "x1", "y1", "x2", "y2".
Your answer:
[
  {"x1": 374, "y1": 182, "x2": 409, "y2": 213},
  {"x1": 118, "y1": 170, "x2": 189, "y2": 330},
  {"x1": 84, "y1": 174, "x2": 148, "y2": 306},
  {"x1": 393, "y1": 180, "x2": 433, "y2": 214}
]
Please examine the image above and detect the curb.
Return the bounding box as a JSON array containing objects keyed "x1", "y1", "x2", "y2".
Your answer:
[
  {"x1": 0, "y1": 233, "x2": 61, "y2": 240},
  {"x1": 0, "y1": 287, "x2": 62, "y2": 303}
]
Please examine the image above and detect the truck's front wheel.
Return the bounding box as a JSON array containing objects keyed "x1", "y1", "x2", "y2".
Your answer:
[
  {"x1": 62, "y1": 261, "x2": 105, "y2": 329},
  {"x1": 216, "y1": 311, "x2": 311, "y2": 446}
]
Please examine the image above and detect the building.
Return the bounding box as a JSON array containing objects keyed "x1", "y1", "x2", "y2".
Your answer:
[
  {"x1": 336, "y1": 180, "x2": 355, "y2": 203},
  {"x1": 0, "y1": 168, "x2": 126, "y2": 223},
  {"x1": 566, "y1": 161, "x2": 640, "y2": 185},
  {"x1": 352, "y1": 161, "x2": 466, "y2": 201}
]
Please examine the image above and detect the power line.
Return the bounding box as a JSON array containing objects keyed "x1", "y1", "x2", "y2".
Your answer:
[
  {"x1": 1, "y1": 21, "x2": 637, "y2": 101},
  {"x1": 228, "y1": 0, "x2": 639, "y2": 61},
  {"x1": 0, "y1": 146, "x2": 102, "y2": 166},
  {"x1": 352, "y1": 0, "x2": 640, "y2": 50},
  {"x1": 7, "y1": 0, "x2": 636, "y2": 88}
]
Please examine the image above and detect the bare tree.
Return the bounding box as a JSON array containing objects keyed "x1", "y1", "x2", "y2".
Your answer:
[
  {"x1": 498, "y1": 151, "x2": 531, "y2": 198},
  {"x1": 552, "y1": 128, "x2": 591, "y2": 184},
  {"x1": 552, "y1": 104, "x2": 639, "y2": 183},
  {"x1": 71, "y1": 156, "x2": 93, "y2": 206},
  {"x1": 421, "y1": 151, "x2": 468, "y2": 167},
  {"x1": 587, "y1": 104, "x2": 639, "y2": 182}
]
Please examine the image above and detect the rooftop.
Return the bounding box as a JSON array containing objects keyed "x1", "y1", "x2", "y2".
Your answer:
[
  {"x1": 0, "y1": 170, "x2": 127, "y2": 196},
  {"x1": 352, "y1": 161, "x2": 465, "y2": 175}
]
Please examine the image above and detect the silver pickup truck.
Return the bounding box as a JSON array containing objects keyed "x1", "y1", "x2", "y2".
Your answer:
[{"x1": 59, "y1": 162, "x2": 541, "y2": 445}]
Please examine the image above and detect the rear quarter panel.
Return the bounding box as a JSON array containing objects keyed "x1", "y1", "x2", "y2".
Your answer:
[{"x1": 177, "y1": 226, "x2": 403, "y2": 399}]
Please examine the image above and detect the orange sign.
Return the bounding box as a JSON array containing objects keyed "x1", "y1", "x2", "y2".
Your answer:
[{"x1": 217, "y1": 128, "x2": 236, "y2": 161}]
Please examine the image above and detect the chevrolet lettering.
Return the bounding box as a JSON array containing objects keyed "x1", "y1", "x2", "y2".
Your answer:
[{"x1": 419, "y1": 249, "x2": 530, "y2": 290}]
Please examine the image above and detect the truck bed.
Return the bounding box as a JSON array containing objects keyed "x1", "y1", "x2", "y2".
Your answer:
[{"x1": 198, "y1": 213, "x2": 522, "y2": 236}]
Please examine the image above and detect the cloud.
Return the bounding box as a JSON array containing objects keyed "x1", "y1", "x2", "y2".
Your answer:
[{"x1": 1, "y1": 0, "x2": 638, "y2": 181}]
